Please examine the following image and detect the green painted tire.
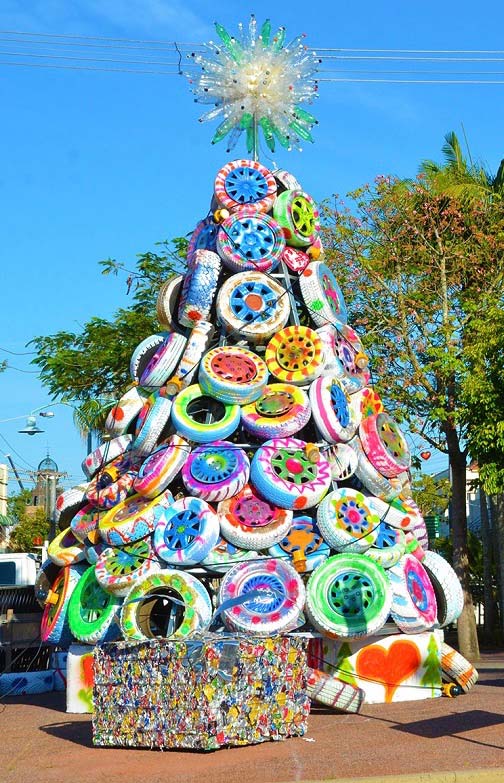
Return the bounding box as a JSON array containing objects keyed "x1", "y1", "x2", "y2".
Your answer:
[
  {"x1": 68, "y1": 565, "x2": 122, "y2": 644},
  {"x1": 273, "y1": 189, "x2": 320, "y2": 248},
  {"x1": 306, "y1": 554, "x2": 391, "y2": 639}
]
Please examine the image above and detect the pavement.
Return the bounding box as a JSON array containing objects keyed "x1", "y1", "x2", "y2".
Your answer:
[{"x1": 1, "y1": 650, "x2": 503, "y2": 783}]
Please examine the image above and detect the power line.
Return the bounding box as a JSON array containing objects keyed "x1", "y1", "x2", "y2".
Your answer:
[
  {"x1": 319, "y1": 77, "x2": 504, "y2": 84},
  {"x1": 0, "y1": 60, "x2": 181, "y2": 75},
  {"x1": 0, "y1": 30, "x2": 202, "y2": 46}
]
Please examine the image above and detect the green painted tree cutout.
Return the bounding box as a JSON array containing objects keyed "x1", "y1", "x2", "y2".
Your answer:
[
  {"x1": 335, "y1": 642, "x2": 357, "y2": 687},
  {"x1": 420, "y1": 634, "x2": 442, "y2": 696}
]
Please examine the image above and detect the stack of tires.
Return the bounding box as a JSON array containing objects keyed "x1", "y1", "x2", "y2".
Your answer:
[{"x1": 36, "y1": 159, "x2": 471, "y2": 708}]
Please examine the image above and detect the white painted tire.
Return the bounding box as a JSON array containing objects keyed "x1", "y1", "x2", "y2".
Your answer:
[
  {"x1": 105, "y1": 387, "x2": 147, "y2": 437},
  {"x1": 164, "y1": 320, "x2": 214, "y2": 395},
  {"x1": 131, "y1": 393, "x2": 173, "y2": 457},
  {"x1": 153, "y1": 496, "x2": 220, "y2": 566},
  {"x1": 99, "y1": 490, "x2": 173, "y2": 547},
  {"x1": 359, "y1": 412, "x2": 411, "y2": 478},
  {"x1": 171, "y1": 383, "x2": 241, "y2": 443},
  {"x1": 218, "y1": 484, "x2": 293, "y2": 551},
  {"x1": 316, "y1": 489, "x2": 380, "y2": 553},
  {"x1": 216, "y1": 271, "x2": 290, "y2": 344},
  {"x1": 181, "y1": 441, "x2": 249, "y2": 503},
  {"x1": 217, "y1": 208, "x2": 285, "y2": 273},
  {"x1": 47, "y1": 527, "x2": 86, "y2": 567},
  {"x1": 307, "y1": 668, "x2": 364, "y2": 713},
  {"x1": 323, "y1": 442, "x2": 359, "y2": 482},
  {"x1": 156, "y1": 274, "x2": 183, "y2": 330},
  {"x1": 251, "y1": 437, "x2": 332, "y2": 511},
  {"x1": 388, "y1": 554, "x2": 438, "y2": 633},
  {"x1": 129, "y1": 333, "x2": 167, "y2": 384},
  {"x1": 81, "y1": 435, "x2": 132, "y2": 480},
  {"x1": 241, "y1": 383, "x2": 311, "y2": 440},
  {"x1": 95, "y1": 537, "x2": 161, "y2": 596},
  {"x1": 348, "y1": 436, "x2": 406, "y2": 502},
  {"x1": 441, "y1": 643, "x2": 479, "y2": 693},
  {"x1": 199, "y1": 345, "x2": 268, "y2": 405},
  {"x1": 366, "y1": 522, "x2": 406, "y2": 569},
  {"x1": 299, "y1": 261, "x2": 348, "y2": 326},
  {"x1": 138, "y1": 332, "x2": 187, "y2": 389},
  {"x1": 310, "y1": 376, "x2": 358, "y2": 443},
  {"x1": 422, "y1": 550, "x2": 464, "y2": 627},
  {"x1": 54, "y1": 483, "x2": 89, "y2": 527},
  {"x1": 177, "y1": 249, "x2": 221, "y2": 328},
  {"x1": 218, "y1": 559, "x2": 306, "y2": 635}
]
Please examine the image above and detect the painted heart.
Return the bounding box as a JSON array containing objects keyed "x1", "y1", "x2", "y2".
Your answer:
[{"x1": 356, "y1": 639, "x2": 421, "y2": 702}]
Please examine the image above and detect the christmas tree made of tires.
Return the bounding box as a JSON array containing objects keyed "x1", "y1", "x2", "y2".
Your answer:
[{"x1": 36, "y1": 17, "x2": 478, "y2": 715}]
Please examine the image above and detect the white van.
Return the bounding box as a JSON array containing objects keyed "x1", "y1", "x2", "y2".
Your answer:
[{"x1": 0, "y1": 553, "x2": 38, "y2": 587}]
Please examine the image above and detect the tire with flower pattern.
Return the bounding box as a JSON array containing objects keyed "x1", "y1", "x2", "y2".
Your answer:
[
  {"x1": 317, "y1": 489, "x2": 380, "y2": 553},
  {"x1": 265, "y1": 325, "x2": 324, "y2": 386}
]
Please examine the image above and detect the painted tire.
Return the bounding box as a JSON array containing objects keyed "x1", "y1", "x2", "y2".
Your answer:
[
  {"x1": 388, "y1": 554, "x2": 438, "y2": 633},
  {"x1": 310, "y1": 376, "x2": 358, "y2": 443},
  {"x1": 251, "y1": 437, "x2": 332, "y2": 511},
  {"x1": 199, "y1": 345, "x2": 268, "y2": 405},
  {"x1": 217, "y1": 209, "x2": 285, "y2": 273},
  {"x1": 187, "y1": 217, "x2": 218, "y2": 258},
  {"x1": 300, "y1": 261, "x2": 348, "y2": 326},
  {"x1": 282, "y1": 246, "x2": 311, "y2": 273},
  {"x1": 153, "y1": 496, "x2": 220, "y2": 566},
  {"x1": 348, "y1": 387, "x2": 384, "y2": 421},
  {"x1": 366, "y1": 522, "x2": 406, "y2": 569},
  {"x1": 365, "y1": 495, "x2": 416, "y2": 532},
  {"x1": 129, "y1": 333, "x2": 167, "y2": 384},
  {"x1": 273, "y1": 189, "x2": 320, "y2": 247},
  {"x1": 325, "y1": 325, "x2": 370, "y2": 394},
  {"x1": 99, "y1": 490, "x2": 173, "y2": 547},
  {"x1": 214, "y1": 159, "x2": 277, "y2": 213},
  {"x1": 165, "y1": 320, "x2": 214, "y2": 395},
  {"x1": 134, "y1": 435, "x2": 191, "y2": 498},
  {"x1": 40, "y1": 563, "x2": 86, "y2": 645},
  {"x1": 306, "y1": 554, "x2": 391, "y2": 639},
  {"x1": 47, "y1": 527, "x2": 86, "y2": 567},
  {"x1": 120, "y1": 570, "x2": 212, "y2": 640},
  {"x1": 389, "y1": 496, "x2": 428, "y2": 548},
  {"x1": 54, "y1": 484, "x2": 88, "y2": 527},
  {"x1": 241, "y1": 383, "x2": 311, "y2": 440},
  {"x1": 359, "y1": 413, "x2": 411, "y2": 478},
  {"x1": 268, "y1": 514, "x2": 330, "y2": 574},
  {"x1": 273, "y1": 169, "x2": 301, "y2": 192},
  {"x1": 105, "y1": 386, "x2": 147, "y2": 438},
  {"x1": 83, "y1": 540, "x2": 108, "y2": 565},
  {"x1": 317, "y1": 489, "x2": 380, "y2": 553},
  {"x1": 202, "y1": 536, "x2": 264, "y2": 573},
  {"x1": 307, "y1": 668, "x2": 364, "y2": 713},
  {"x1": 171, "y1": 383, "x2": 240, "y2": 443},
  {"x1": 441, "y1": 643, "x2": 479, "y2": 693},
  {"x1": 85, "y1": 452, "x2": 139, "y2": 510},
  {"x1": 34, "y1": 558, "x2": 61, "y2": 607},
  {"x1": 139, "y1": 332, "x2": 187, "y2": 389},
  {"x1": 265, "y1": 325, "x2": 324, "y2": 385},
  {"x1": 422, "y1": 550, "x2": 464, "y2": 627},
  {"x1": 218, "y1": 484, "x2": 293, "y2": 551},
  {"x1": 81, "y1": 435, "x2": 132, "y2": 480},
  {"x1": 0, "y1": 670, "x2": 55, "y2": 697},
  {"x1": 156, "y1": 274, "x2": 183, "y2": 330},
  {"x1": 177, "y1": 249, "x2": 221, "y2": 328},
  {"x1": 348, "y1": 436, "x2": 405, "y2": 502},
  {"x1": 68, "y1": 565, "x2": 122, "y2": 644},
  {"x1": 95, "y1": 537, "x2": 161, "y2": 597},
  {"x1": 218, "y1": 559, "x2": 305, "y2": 635},
  {"x1": 181, "y1": 441, "x2": 249, "y2": 503},
  {"x1": 324, "y1": 442, "x2": 359, "y2": 481},
  {"x1": 131, "y1": 393, "x2": 173, "y2": 457},
  {"x1": 216, "y1": 271, "x2": 290, "y2": 344},
  {"x1": 70, "y1": 503, "x2": 102, "y2": 543}
]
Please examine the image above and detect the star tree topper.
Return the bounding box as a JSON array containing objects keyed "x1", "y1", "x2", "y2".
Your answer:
[{"x1": 187, "y1": 16, "x2": 320, "y2": 158}]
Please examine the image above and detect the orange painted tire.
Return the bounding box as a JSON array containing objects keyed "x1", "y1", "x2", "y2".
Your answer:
[{"x1": 265, "y1": 325, "x2": 324, "y2": 385}]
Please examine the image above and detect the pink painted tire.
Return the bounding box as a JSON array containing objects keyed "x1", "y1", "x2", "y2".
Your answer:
[
  {"x1": 218, "y1": 559, "x2": 306, "y2": 635},
  {"x1": 388, "y1": 554, "x2": 438, "y2": 633},
  {"x1": 281, "y1": 246, "x2": 310, "y2": 273},
  {"x1": 177, "y1": 249, "x2": 221, "y2": 328},
  {"x1": 241, "y1": 383, "x2": 311, "y2": 440},
  {"x1": 265, "y1": 325, "x2": 324, "y2": 386},
  {"x1": 309, "y1": 376, "x2": 358, "y2": 443},
  {"x1": 199, "y1": 345, "x2": 268, "y2": 405},
  {"x1": 181, "y1": 440, "x2": 249, "y2": 503},
  {"x1": 95, "y1": 536, "x2": 161, "y2": 597},
  {"x1": 216, "y1": 209, "x2": 285, "y2": 274},
  {"x1": 359, "y1": 413, "x2": 411, "y2": 477},
  {"x1": 348, "y1": 436, "x2": 408, "y2": 501},
  {"x1": 105, "y1": 387, "x2": 147, "y2": 437},
  {"x1": 129, "y1": 333, "x2": 167, "y2": 384},
  {"x1": 153, "y1": 496, "x2": 220, "y2": 566},
  {"x1": 81, "y1": 434, "x2": 132, "y2": 480},
  {"x1": 214, "y1": 159, "x2": 277, "y2": 213},
  {"x1": 218, "y1": 484, "x2": 293, "y2": 551},
  {"x1": 99, "y1": 490, "x2": 173, "y2": 547},
  {"x1": 139, "y1": 331, "x2": 187, "y2": 389},
  {"x1": 316, "y1": 488, "x2": 380, "y2": 553},
  {"x1": 133, "y1": 435, "x2": 190, "y2": 498},
  {"x1": 250, "y1": 437, "x2": 332, "y2": 511}
]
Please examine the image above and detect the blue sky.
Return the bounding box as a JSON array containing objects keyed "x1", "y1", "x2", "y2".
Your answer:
[{"x1": 1, "y1": 0, "x2": 503, "y2": 493}]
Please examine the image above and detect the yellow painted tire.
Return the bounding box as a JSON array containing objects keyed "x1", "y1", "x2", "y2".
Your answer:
[{"x1": 265, "y1": 325, "x2": 324, "y2": 385}]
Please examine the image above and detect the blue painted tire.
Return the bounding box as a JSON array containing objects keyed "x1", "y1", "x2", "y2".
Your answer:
[
  {"x1": 366, "y1": 521, "x2": 406, "y2": 569},
  {"x1": 171, "y1": 383, "x2": 240, "y2": 443},
  {"x1": 153, "y1": 496, "x2": 220, "y2": 566},
  {"x1": 177, "y1": 249, "x2": 221, "y2": 328},
  {"x1": 215, "y1": 159, "x2": 277, "y2": 213},
  {"x1": 216, "y1": 271, "x2": 290, "y2": 344},
  {"x1": 0, "y1": 670, "x2": 55, "y2": 696},
  {"x1": 187, "y1": 217, "x2": 219, "y2": 258},
  {"x1": 181, "y1": 440, "x2": 250, "y2": 503},
  {"x1": 217, "y1": 209, "x2": 285, "y2": 273},
  {"x1": 40, "y1": 563, "x2": 87, "y2": 645}
]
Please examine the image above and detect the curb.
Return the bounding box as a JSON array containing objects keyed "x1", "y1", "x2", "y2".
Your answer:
[{"x1": 294, "y1": 771, "x2": 504, "y2": 783}]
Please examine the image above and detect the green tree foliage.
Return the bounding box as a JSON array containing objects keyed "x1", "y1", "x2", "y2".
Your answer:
[
  {"x1": 29, "y1": 239, "x2": 188, "y2": 408},
  {"x1": 7, "y1": 490, "x2": 49, "y2": 553},
  {"x1": 411, "y1": 472, "x2": 451, "y2": 517},
  {"x1": 321, "y1": 166, "x2": 504, "y2": 660}
]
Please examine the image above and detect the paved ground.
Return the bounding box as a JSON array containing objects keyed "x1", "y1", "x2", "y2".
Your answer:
[{"x1": 1, "y1": 652, "x2": 503, "y2": 783}]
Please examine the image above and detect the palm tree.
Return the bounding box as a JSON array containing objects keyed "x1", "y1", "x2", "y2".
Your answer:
[
  {"x1": 71, "y1": 398, "x2": 114, "y2": 454},
  {"x1": 420, "y1": 131, "x2": 504, "y2": 202}
]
